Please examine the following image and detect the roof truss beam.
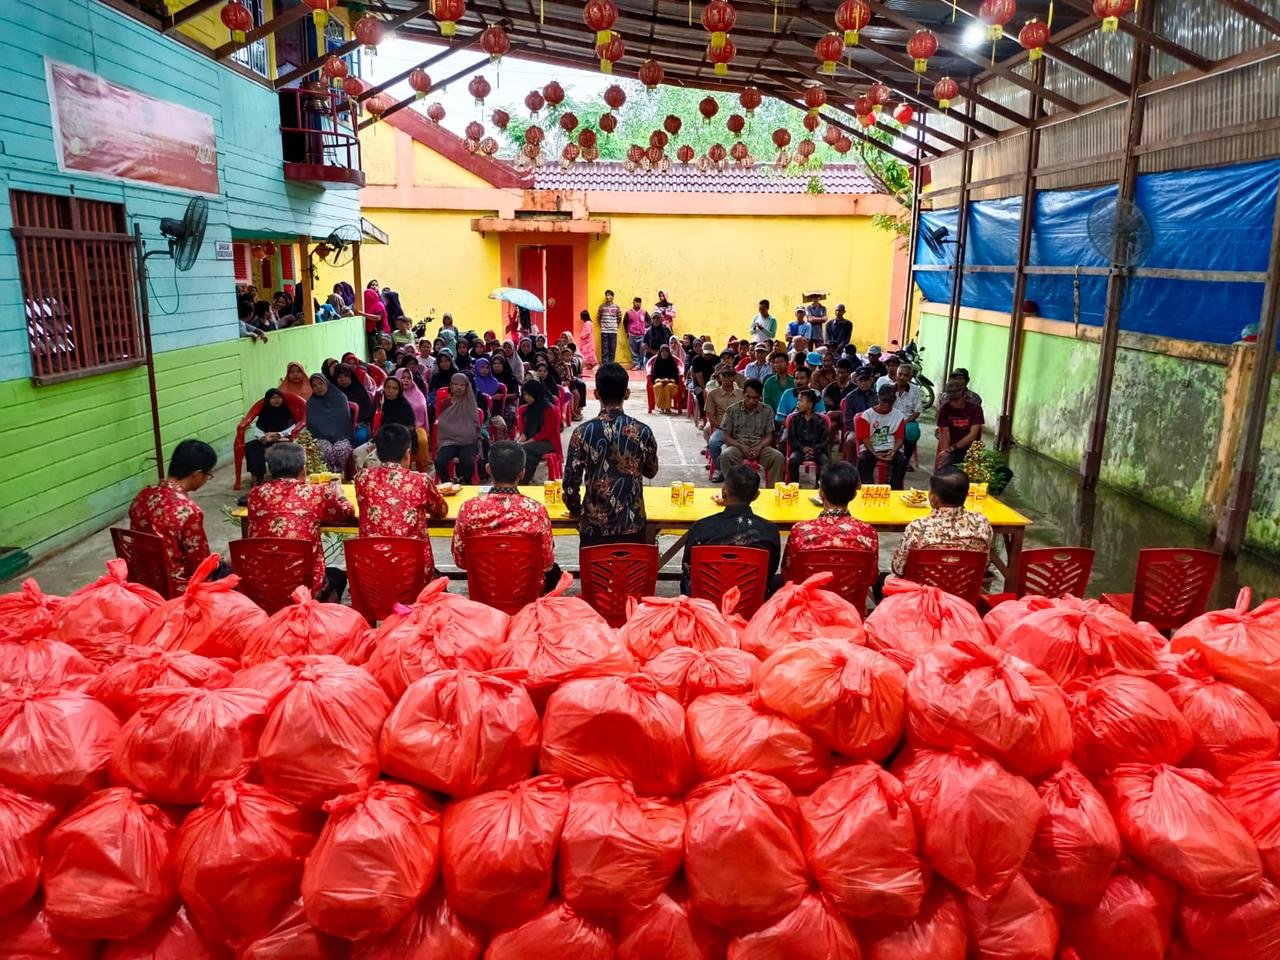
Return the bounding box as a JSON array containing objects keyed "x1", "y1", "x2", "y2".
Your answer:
[
  {"x1": 214, "y1": 1, "x2": 311, "y2": 61},
  {"x1": 1057, "y1": 0, "x2": 1214, "y2": 72},
  {"x1": 275, "y1": 1, "x2": 436, "y2": 88}
]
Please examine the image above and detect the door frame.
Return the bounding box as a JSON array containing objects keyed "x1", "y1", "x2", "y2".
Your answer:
[{"x1": 499, "y1": 233, "x2": 589, "y2": 341}]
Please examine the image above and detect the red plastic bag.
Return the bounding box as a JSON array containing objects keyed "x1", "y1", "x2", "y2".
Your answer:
[
  {"x1": 111, "y1": 686, "x2": 269, "y2": 805},
  {"x1": 1070, "y1": 673, "x2": 1193, "y2": 777},
  {"x1": 53, "y1": 560, "x2": 163, "y2": 665},
  {"x1": 617, "y1": 890, "x2": 727, "y2": 960},
  {"x1": 485, "y1": 899, "x2": 614, "y2": 960},
  {"x1": 88, "y1": 647, "x2": 234, "y2": 721},
  {"x1": 540, "y1": 674, "x2": 691, "y2": 796},
  {"x1": 0, "y1": 580, "x2": 61, "y2": 637},
  {"x1": 893, "y1": 747, "x2": 1043, "y2": 900},
  {"x1": 493, "y1": 576, "x2": 634, "y2": 701},
  {"x1": 558, "y1": 777, "x2": 684, "y2": 917},
  {"x1": 301, "y1": 782, "x2": 441, "y2": 940},
  {"x1": 0, "y1": 903, "x2": 96, "y2": 960},
  {"x1": 1103, "y1": 763, "x2": 1263, "y2": 897},
  {"x1": 800, "y1": 762, "x2": 925, "y2": 919},
  {"x1": 349, "y1": 888, "x2": 483, "y2": 960},
  {"x1": 0, "y1": 685, "x2": 120, "y2": 806},
  {"x1": 642, "y1": 645, "x2": 758, "y2": 705},
  {"x1": 360, "y1": 578, "x2": 508, "y2": 699},
  {"x1": 620, "y1": 593, "x2": 742, "y2": 662},
  {"x1": 905, "y1": 639, "x2": 1072, "y2": 777},
  {"x1": 173, "y1": 778, "x2": 317, "y2": 950},
  {"x1": 1158, "y1": 650, "x2": 1279, "y2": 777},
  {"x1": 1060, "y1": 866, "x2": 1176, "y2": 960},
  {"x1": 1225, "y1": 761, "x2": 1280, "y2": 881},
  {"x1": 0, "y1": 630, "x2": 98, "y2": 693},
  {"x1": 241, "y1": 587, "x2": 369, "y2": 667},
  {"x1": 963, "y1": 874, "x2": 1058, "y2": 960},
  {"x1": 683, "y1": 771, "x2": 809, "y2": 935},
  {"x1": 132, "y1": 555, "x2": 267, "y2": 660},
  {"x1": 232, "y1": 654, "x2": 346, "y2": 706},
  {"x1": 441, "y1": 775, "x2": 568, "y2": 927},
  {"x1": 758, "y1": 639, "x2": 906, "y2": 762},
  {"x1": 858, "y1": 886, "x2": 967, "y2": 960},
  {"x1": 1180, "y1": 877, "x2": 1280, "y2": 960},
  {"x1": 238, "y1": 900, "x2": 347, "y2": 960},
  {"x1": 258, "y1": 659, "x2": 392, "y2": 809},
  {"x1": 42, "y1": 787, "x2": 176, "y2": 940},
  {"x1": 728, "y1": 892, "x2": 861, "y2": 960},
  {"x1": 0, "y1": 787, "x2": 56, "y2": 921},
  {"x1": 379, "y1": 668, "x2": 539, "y2": 799},
  {"x1": 741, "y1": 573, "x2": 866, "y2": 659},
  {"x1": 100, "y1": 907, "x2": 225, "y2": 960},
  {"x1": 1023, "y1": 762, "x2": 1121, "y2": 906},
  {"x1": 982, "y1": 594, "x2": 1056, "y2": 647},
  {"x1": 1171, "y1": 587, "x2": 1280, "y2": 717},
  {"x1": 687, "y1": 692, "x2": 831, "y2": 793},
  {"x1": 864, "y1": 578, "x2": 986, "y2": 659},
  {"x1": 994, "y1": 595, "x2": 1159, "y2": 687}
]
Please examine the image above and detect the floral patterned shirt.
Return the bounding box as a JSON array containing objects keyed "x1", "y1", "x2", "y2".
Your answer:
[
  {"x1": 355, "y1": 465, "x2": 448, "y2": 550},
  {"x1": 246, "y1": 478, "x2": 355, "y2": 591},
  {"x1": 782, "y1": 508, "x2": 879, "y2": 576},
  {"x1": 562, "y1": 408, "x2": 659, "y2": 539},
  {"x1": 891, "y1": 505, "x2": 994, "y2": 575},
  {"x1": 451, "y1": 488, "x2": 555, "y2": 571},
  {"x1": 128, "y1": 480, "x2": 209, "y2": 581}
]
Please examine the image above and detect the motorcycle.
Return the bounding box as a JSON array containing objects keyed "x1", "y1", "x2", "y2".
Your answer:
[{"x1": 890, "y1": 338, "x2": 935, "y2": 410}]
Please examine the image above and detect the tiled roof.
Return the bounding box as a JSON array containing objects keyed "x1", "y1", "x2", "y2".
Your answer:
[{"x1": 531, "y1": 162, "x2": 880, "y2": 195}]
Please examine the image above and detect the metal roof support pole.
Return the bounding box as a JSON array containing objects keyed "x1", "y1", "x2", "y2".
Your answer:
[
  {"x1": 942, "y1": 98, "x2": 977, "y2": 381},
  {"x1": 996, "y1": 57, "x2": 1046, "y2": 450},
  {"x1": 1079, "y1": 0, "x2": 1154, "y2": 489},
  {"x1": 901, "y1": 116, "x2": 927, "y2": 344}
]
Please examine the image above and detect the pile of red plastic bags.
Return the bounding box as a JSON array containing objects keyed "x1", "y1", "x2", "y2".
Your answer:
[{"x1": 1, "y1": 554, "x2": 1279, "y2": 960}]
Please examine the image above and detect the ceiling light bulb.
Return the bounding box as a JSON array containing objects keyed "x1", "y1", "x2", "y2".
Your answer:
[{"x1": 963, "y1": 21, "x2": 987, "y2": 46}]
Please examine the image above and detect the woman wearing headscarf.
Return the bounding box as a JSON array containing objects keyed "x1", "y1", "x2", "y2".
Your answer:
[
  {"x1": 363, "y1": 280, "x2": 389, "y2": 338},
  {"x1": 650, "y1": 344, "x2": 681, "y2": 414},
  {"x1": 553, "y1": 345, "x2": 587, "y2": 421},
  {"x1": 472, "y1": 357, "x2": 502, "y2": 404},
  {"x1": 669, "y1": 336, "x2": 687, "y2": 368},
  {"x1": 244, "y1": 388, "x2": 300, "y2": 484},
  {"x1": 321, "y1": 357, "x2": 341, "y2": 381},
  {"x1": 490, "y1": 354, "x2": 519, "y2": 420},
  {"x1": 396, "y1": 366, "x2": 430, "y2": 429},
  {"x1": 454, "y1": 338, "x2": 474, "y2": 373},
  {"x1": 435, "y1": 374, "x2": 482, "y2": 482},
  {"x1": 341, "y1": 352, "x2": 377, "y2": 394},
  {"x1": 305, "y1": 374, "x2": 355, "y2": 473},
  {"x1": 377, "y1": 375, "x2": 430, "y2": 471},
  {"x1": 278, "y1": 361, "x2": 312, "y2": 400},
  {"x1": 428, "y1": 350, "x2": 457, "y2": 402},
  {"x1": 517, "y1": 337, "x2": 536, "y2": 370},
  {"x1": 331, "y1": 364, "x2": 374, "y2": 444},
  {"x1": 381, "y1": 287, "x2": 405, "y2": 326},
  {"x1": 516, "y1": 378, "x2": 559, "y2": 483}
]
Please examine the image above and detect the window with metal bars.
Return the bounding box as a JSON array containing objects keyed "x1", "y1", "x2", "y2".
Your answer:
[{"x1": 11, "y1": 190, "x2": 144, "y2": 384}]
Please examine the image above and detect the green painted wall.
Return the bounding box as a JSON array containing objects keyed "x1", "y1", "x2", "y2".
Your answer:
[
  {"x1": 0, "y1": 317, "x2": 362, "y2": 559},
  {"x1": 1247, "y1": 375, "x2": 1280, "y2": 549}
]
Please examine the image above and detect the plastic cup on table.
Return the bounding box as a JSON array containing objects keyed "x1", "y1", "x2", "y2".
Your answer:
[
  {"x1": 682, "y1": 481, "x2": 695, "y2": 505},
  {"x1": 775, "y1": 482, "x2": 785, "y2": 503},
  {"x1": 671, "y1": 481, "x2": 683, "y2": 504}
]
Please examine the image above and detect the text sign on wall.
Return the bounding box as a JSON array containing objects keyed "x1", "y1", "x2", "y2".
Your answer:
[{"x1": 46, "y1": 60, "x2": 220, "y2": 196}]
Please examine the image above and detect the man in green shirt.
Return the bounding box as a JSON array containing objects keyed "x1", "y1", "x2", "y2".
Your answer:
[
  {"x1": 750, "y1": 298, "x2": 777, "y2": 344},
  {"x1": 761, "y1": 351, "x2": 793, "y2": 417},
  {"x1": 719, "y1": 378, "x2": 785, "y2": 485}
]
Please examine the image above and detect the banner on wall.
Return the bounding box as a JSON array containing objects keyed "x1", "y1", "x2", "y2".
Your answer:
[{"x1": 46, "y1": 59, "x2": 220, "y2": 195}]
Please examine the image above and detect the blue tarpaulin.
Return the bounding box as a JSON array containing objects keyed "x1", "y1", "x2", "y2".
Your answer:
[{"x1": 914, "y1": 158, "x2": 1280, "y2": 345}]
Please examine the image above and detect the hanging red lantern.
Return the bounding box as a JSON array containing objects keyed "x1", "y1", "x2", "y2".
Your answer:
[
  {"x1": 353, "y1": 16, "x2": 384, "y2": 54},
  {"x1": 603, "y1": 84, "x2": 627, "y2": 110},
  {"x1": 480, "y1": 137, "x2": 499, "y2": 156},
  {"x1": 525, "y1": 90, "x2": 545, "y2": 115},
  {"x1": 433, "y1": 0, "x2": 465, "y2": 36},
  {"x1": 1092, "y1": 0, "x2": 1133, "y2": 32},
  {"x1": 646, "y1": 145, "x2": 664, "y2": 166},
  {"x1": 677, "y1": 144, "x2": 695, "y2": 164},
  {"x1": 906, "y1": 29, "x2": 938, "y2": 73},
  {"x1": 303, "y1": 0, "x2": 338, "y2": 35},
  {"x1": 730, "y1": 141, "x2": 749, "y2": 162},
  {"x1": 426, "y1": 102, "x2": 446, "y2": 123},
  {"x1": 582, "y1": 145, "x2": 599, "y2": 162},
  {"x1": 980, "y1": 0, "x2": 1017, "y2": 40},
  {"x1": 221, "y1": 1, "x2": 253, "y2": 42},
  {"x1": 342, "y1": 76, "x2": 364, "y2": 99},
  {"x1": 835, "y1": 136, "x2": 852, "y2": 154},
  {"x1": 481, "y1": 25, "x2": 511, "y2": 61},
  {"x1": 409, "y1": 69, "x2": 432, "y2": 100},
  {"x1": 526, "y1": 124, "x2": 545, "y2": 146},
  {"x1": 893, "y1": 102, "x2": 914, "y2": 125},
  {"x1": 815, "y1": 32, "x2": 844, "y2": 74},
  {"x1": 772, "y1": 128, "x2": 791, "y2": 149},
  {"x1": 834, "y1": 0, "x2": 871, "y2": 45},
  {"x1": 709, "y1": 143, "x2": 727, "y2": 164},
  {"x1": 466, "y1": 120, "x2": 485, "y2": 141},
  {"x1": 707, "y1": 36, "x2": 736, "y2": 76},
  {"x1": 650, "y1": 130, "x2": 669, "y2": 150},
  {"x1": 933, "y1": 75, "x2": 959, "y2": 108},
  {"x1": 542, "y1": 81, "x2": 565, "y2": 106},
  {"x1": 638, "y1": 59, "x2": 665, "y2": 91},
  {"x1": 562, "y1": 143, "x2": 581, "y2": 164},
  {"x1": 853, "y1": 95, "x2": 872, "y2": 117},
  {"x1": 869, "y1": 82, "x2": 891, "y2": 112},
  {"x1": 663, "y1": 114, "x2": 682, "y2": 136},
  {"x1": 699, "y1": 96, "x2": 720, "y2": 122},
  {"x1": 739, "y1": 85, "x2": 762, "y2": 116},
  {"x1": 467, "y1": 75, "x2": 490, "y2": 105},
  {"x1": 1018, "y1": 18, "x2": 1050, "y2": 59},
  {"x1": 596, "y1": 33, "x2": 625, "y2": 73},
  {"x1": 627, "y1": 144, "x2": 645, "y2": 164},
  {"x1": 321, "y1": 55, "x2": 348, "y2": 83},
  {"x1": 803, "y1": 85, "x2": 827, "y2": 117},
  {"x1": 523, "y1": 142, "x2": 541, "y2": 162},
  {"x1": 858, "y1": 113, "x2": 875, "y2": 127},
  {"x1": 726, "y1": 113, "x2": 745, "y2": 135},
  {"x1": 578, "y1": 128, "x2": 598, "y2": 149},
  {"x1": 599, "y1": 112, "x2": 618, "y2": 133},
  {"x1": 823, "y1": 125, "x2": 842, "y2": 146},
  {"x1": 701, "y1": 0, "x2": 737, "y2": 51},
  {"x1": 803, "y1": 113, "x2": 820, "y2": 132},
  {"x1": 560, "y1": 111, "x2": 579, "y2": 133},
  {"x1": 797, "y1": 139, "x2": 816, "y2": 158},
  {"x1": 366, "y1": 94, "x2": 392, "y2": 118},
  {"x1": 583, "y1": 0, "x2": 618, "y2": 45},
  {"x1": 492, "y1": 108, "x2": 510, "y2": 129}
]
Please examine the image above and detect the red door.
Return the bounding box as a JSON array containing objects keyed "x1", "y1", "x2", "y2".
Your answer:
[
  {"x1": 544, "y1": 246, "x2": 574, "y2": 343},
  {"x1": 517, "y1": 246, "x2": 546, "y2": 338}
]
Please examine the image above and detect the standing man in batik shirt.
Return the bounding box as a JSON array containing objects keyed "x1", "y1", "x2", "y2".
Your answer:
[{"x1": 355, "y1": 424, "x2": 447, "y2": 567}]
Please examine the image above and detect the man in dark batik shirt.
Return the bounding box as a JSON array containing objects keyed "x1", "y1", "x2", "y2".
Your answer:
[
  {"x1": 680, "y1": 463, "x2": 782, "y2": 595},
  {"x1": 563, "y1": 362, "x2": 660, "y2": 546}
]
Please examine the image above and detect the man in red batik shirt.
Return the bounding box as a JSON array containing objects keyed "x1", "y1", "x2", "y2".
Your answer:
[
  {"x1": 782, "y1": 460, "x2": 878, "y2": 578},
  {"x1": 128, "y1": 438, "x2": 221, "y2": 584}
]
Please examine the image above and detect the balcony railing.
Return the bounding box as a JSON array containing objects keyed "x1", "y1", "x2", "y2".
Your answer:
[{"x1": 279, "y1": 85, "x2": 365, "y2": 189}]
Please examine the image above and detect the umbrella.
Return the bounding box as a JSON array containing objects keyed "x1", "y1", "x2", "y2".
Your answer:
[{"x1": 489, "y1": 287, "x2": 545, "y2": 312}]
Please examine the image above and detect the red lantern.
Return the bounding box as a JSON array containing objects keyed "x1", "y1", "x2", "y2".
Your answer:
[
  {"x1": 730, "y1": 141, "x2": 749, "y2": 162},
  {"x1": 409, "y1": 69, "x2": 432, "y2": 100},
  {"x1": 1018, "y1": 18, "x2": 1050, "y2": 59},
  {"x1": 523, "y1": 142, "x2": 540, "y2": 162},
  {"x1": 562, "y1": 143, "x2": 581, "y2": 164},
  {"x1": 578, "y1": 128, "x2": 598, "y2": 149},
  {"x1": 906, "y1": 29, "x2": 938, "y2": 73},
  {"x1": 727, "y1": 113, "x2": 745, "y2": 135},
  {"x1": 739, "y1": 85, "x2": 762, "y2": 116},
  {"x1": 426, "y1": 102, "x2": 446, "y2": 123},
  {"x1": 303, "y1": 0, "x2": 338, "y2": 34},
  {"x1": 933, "y1": 76, "x2": 959, "y2": 108},
  {"x1": 604, "y1": 84, "x2": 627, "y2": 110},
  {"x1": 707, "y1": 37, "x2": 735, "y2": 76},
  {"x1": 772, "y1": 128, "x2": 791, "y2": 149},
  {"x1": 433, "y1": 0, "x2": 465, "y2": 36},
  {"x1": 542, "y1": 81, "x2": 565, "y2": 106},
  {"x1": 492, "y1": 108, "x2": 510, "y2": 130},
  {"x1": 321, "y1": 55, "x2": 348, "y2": 83},
  {"x1": 803, "y1": 113, "x2": 820, "y2": 132},
  {"x1": 481, "y1": 25, "x2": 510, "y2": 61},
  {"x1": 466, "y1": 120, "x2": 485, "y2": 141},
  {"x1": 835, "y1": 136, "x2": 852, "y2": 153},
  {"x1": 366, "y1": 94, "x2": 392, "y2": 118},
  {"x1": 582, "y1": 145, "x2": 599, "y2": 162},
  {"x1": 677, "y1": 144, "x2": 695, "y2": 164},
  {"x1": 220, "y1": 1, "x2": 253, "y2": 42},
  {"x1": 858, "y1": 113, "x2": 875, "y2": 127},
  {"x1": 803, "y1": 85, "x2": 826, "y2": 117},
  {"x1": 599, "y1": 112, "x2": 618, "y2": 133},
  {"x1": 834, "y1": 0, "x2": 871, "y2": 45},
  {"x1": 353, "y1": 16, "x2": 384, "y2": 54},
  {"x1": 560, "y1": 111, "x2": 579, "y2": 133},
  {"x1": 1093, "y1": 0, "x2": 1132, "y2": 31},
  {"x1": 342, "y1": 76, "x2": 364, "y2": 99},
  {"x1": 869, "y1": 82, "x2": 891, "y2": 112},
  {"x1": 627, "y1": 144, "x2": 645, "y2": 164},
  {"x1": 893, "y1": 102, "x2": 914, "y2": 125},
  {"x1": 649, "y1": 130, "x2": 669, "y2": 150},
  {"x1": 823, "y1": 125, "x2": 842, "y2": 146},
  {"x1": 709, "y1": 143, "x2": 727, "y2": 164},
  {"x1": 980, "y1": 0, "x2": 1017, "y2": 40},
  {"x1": 663, "y1": 114, "x2": 682, "y2": 136},
  {"x1": 526, "y1": 124, "x2": 545, "y2": 145},
  {"x1": 646, "y1": 145, "x2": 664, "y2": 166},
  {"x1": 702, "y1": 0, "x2": 736, "y2": 51},
  {"x1": 797, "y1": 139, "x2": 816, "y2": 158},
  {"x1": 815, "y1": 32, "x2": 844, "y2": 74},
  {"x1": 467, "y1": 75, "x2": 490, "y2": 105},
  {"x1": 583, "y1": 0, "x2": 618, "y2": 45},
  {"x1": 638, "y1": 59, "x2": 665, "y2": 91},
  {"x1": 853, "y1": 95, "x2": 872, "y2": 117},
  {"x1": 699, "y1": 96, "x2": 720, "y2": 122},
  {"x1": 525, "y1": 90, "x2": 545, "y2": 115},
  {"x1": 481, "y1": 137, "x2": 499, "y2": 156},
  {"x1": 596, "y1": 33, "x2": 625, "y2": 73}
]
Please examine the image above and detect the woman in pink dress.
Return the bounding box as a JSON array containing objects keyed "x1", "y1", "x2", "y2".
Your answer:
[{"x1": 576, "y1": 309, "x2": 598, "y2": 372}]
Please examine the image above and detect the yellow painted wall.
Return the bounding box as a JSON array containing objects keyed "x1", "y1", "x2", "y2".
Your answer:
[
  {"x1": 412, "y1": 140, "x2": 495, "y2": 188},
  {"x1": 362, "y1": 122, "x2": 398, "y2": 186}
]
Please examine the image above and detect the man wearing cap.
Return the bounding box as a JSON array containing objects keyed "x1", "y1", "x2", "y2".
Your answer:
[
  {"x1": 744, "y1": 343, "x2": 772, "y2": 383},
  {"x1": 840, "y1": 366, "x2": 879, "y2": 459},
  {"x1": 950, "y1": 367, "x2": 983, "y2": 407},
  {"x1": 688, "y1": 341, "x2": 721, "y2": 427},
  {"x1": 825, "y1": 303, "x2": 853, "y2": 348},
  {"x1": 855, "y1": 384, "x2": 909, "y2": 489},
  {"x1": 865, "y1": 345, "x2": 888, "y2": 380},
  {"x1": 704, "y1": 365, "x2": 743, "y2": 482},
  {"x1": 876, "y1": 354, "x2": 901, "y2": 391},
  {"x1": 936, "y1": 377, "x2": 984, "y2": 468},
  {"x1": 750, "y1": 299, "x2": 777, "y2": 344}
]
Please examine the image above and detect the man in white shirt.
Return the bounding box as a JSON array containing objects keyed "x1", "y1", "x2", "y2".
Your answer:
[
  {"x1": 750, "y1": 299, "x2": 777, "y2": 344},
  {"x1": 743, "y1": 343, "x2": 771, "y2": 382},
  {"x1": 889, "y1": 362, "x2": 923, "y2": 465},
  {"x1": 875, "y1": 354, "x2": 901, "y2": 391},
  {"x1": 855, "y1": 385, "x2": 908, "y2": 489}
]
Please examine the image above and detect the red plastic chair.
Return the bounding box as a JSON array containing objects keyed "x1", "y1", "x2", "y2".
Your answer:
[
  {"x1": 228, "y1": 537, "x2": 318, "y2": 614},
  {"x1": 345, "y1": 536, "x2": 430, "y2": 623},
  {"x1": 429, "y1": 403, "x2": 485, "y2": 481},
  {"x1": 465, "y1": 533, "x2": 545, "y2": 615},
  {"x1": 233, "y1": 393, "x2": 307, "y2": 489},
  {"x1": 560, "y1": 386, "x2": 574, "y2": 427},
  {"x1": 787, "y1": 548, "x2": 878, "y2": 614},
  {"x1": 645, "y1": 355, "x2": 686, "y2": 414},
  {"x1": 1101, "y1": 547, "x2": 1220, "y2": 633},
  {"x1": 782, "y1": 411, "x2": 822, "y2": 485},
  {"x1": 110, "y1": 528, "x2": 178, "y2": 599},
  {"x1": 978, "y1": 546, "x2": 1095, "y2": 612},
  {"x1": 580, "y1": 544, "x2": 660, "y2": 628},
  {"x1": 689, "y1": 545, "x2": 770, "y2": 619},
  {"x1": 901, "y1": 548, "x2": 988, "y2": 607}
]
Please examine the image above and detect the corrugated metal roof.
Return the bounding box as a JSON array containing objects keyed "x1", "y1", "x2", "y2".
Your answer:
[{"x1": 531, "y1": 162, "x2": 880, "y2": 195}]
